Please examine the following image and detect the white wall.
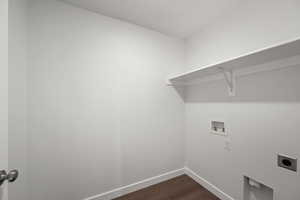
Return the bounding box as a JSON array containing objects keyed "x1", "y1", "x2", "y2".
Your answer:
[
  {"x1": 186, "y1": 0, "x2": 300, "y2": 70},
  {"x1": 27, "y1": 1, "x2": 185, "y2": 200},
  {"x1": 0, "y1": 0, "x2": 8, "y2": 200},
  {"x1": 9, "y1": 1, "x2": 300, "y2": 200},
  {"x1": 8, "y1": 0, "x2": 28, "y2": 200},
  {"x1": 185, "y1": 0, "x2": 300, "y2": 199}
]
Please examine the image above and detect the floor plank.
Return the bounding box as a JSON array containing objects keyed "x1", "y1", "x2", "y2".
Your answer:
[{"x1": 113, "y1": 175, "x2": 220, "y2": 200}]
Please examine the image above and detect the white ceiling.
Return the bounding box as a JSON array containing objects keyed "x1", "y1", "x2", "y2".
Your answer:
[{"x1": 61, "y1": 0, "x2": 240, "y2": 38}]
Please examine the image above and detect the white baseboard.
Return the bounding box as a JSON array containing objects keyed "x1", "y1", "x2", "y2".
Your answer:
[
  {"x1": 184, "y1": 167, "x2": 235, "y2": 200},
  {"x1": 84, "y1": 167, "x2": 235, "y2": 200},
  {"x1": 84, "y1": 168, "x2": 185, "y2": 200}
]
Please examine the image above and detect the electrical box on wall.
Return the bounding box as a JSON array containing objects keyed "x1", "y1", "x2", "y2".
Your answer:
[
  {"x1": 277, "y1": 154, "x2": 297, "y2": 172},
  {"x1": 211, "y1": 121, "x2": 226, "y2": 136}
]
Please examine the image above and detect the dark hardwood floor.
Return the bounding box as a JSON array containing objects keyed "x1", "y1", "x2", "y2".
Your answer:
[{"x1": 113, "y1": 175, "x2": 220, "y2": 200}]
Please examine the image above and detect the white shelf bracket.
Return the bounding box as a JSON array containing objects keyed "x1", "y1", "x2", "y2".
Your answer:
[{"x1": 218, "y1": 67, "x2": 236, "y2": 96}]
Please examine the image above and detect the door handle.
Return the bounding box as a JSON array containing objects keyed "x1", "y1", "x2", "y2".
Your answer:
[{"x1": 0, "y1": 170, "x2": 19, "y2": 186}]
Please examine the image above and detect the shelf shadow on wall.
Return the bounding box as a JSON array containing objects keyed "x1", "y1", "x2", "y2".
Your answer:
[{"x1": 182, "y1": 65, "x2": 300, "y2": 103}]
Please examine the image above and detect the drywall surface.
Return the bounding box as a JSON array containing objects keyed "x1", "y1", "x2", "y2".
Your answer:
[
  {"x1": 8, "y1": 0, "x2": 28, "y2": 200},
  {"x1": 186, "y1": 0, "x2": 300, "y2": 70},
  {"x1": 28, "y1": 0, "x2": 185, "y2": 200},
  {"x1": 185, "y1": 66, "x2": 300, "y2": 200},
  {"x1": 186, "y1": 65, "x2": 300, "y2": 200},
  {"x1": 0, "y1": 0, "x2": 8, "y2": 200},
  {"x1": 185, "y1": 0, "x2": 300, "y2": 199}
]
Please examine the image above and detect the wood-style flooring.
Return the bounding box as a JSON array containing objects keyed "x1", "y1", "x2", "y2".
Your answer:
[{"x1": 113, "y1": 175, "x2": 220, "y2": 200}]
